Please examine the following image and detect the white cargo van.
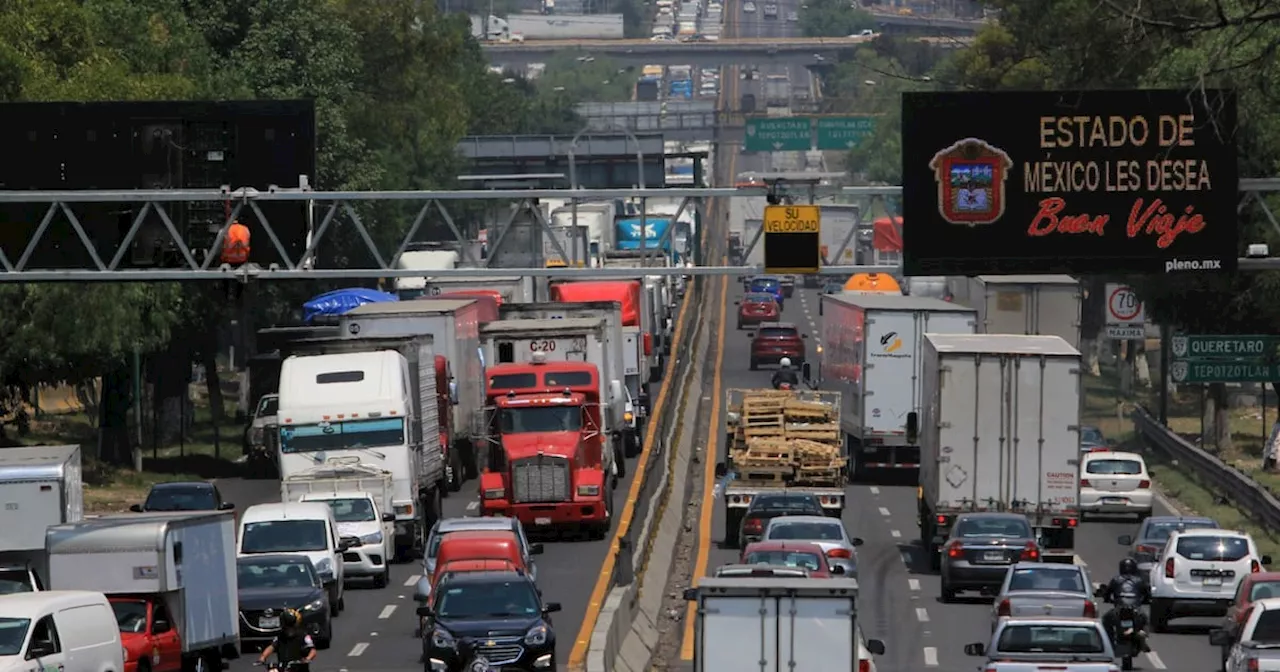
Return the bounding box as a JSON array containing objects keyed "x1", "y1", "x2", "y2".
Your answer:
[
  {"x1": 237, "y1": 503, "x2": 350, "y2": 615},
  {"x1": 0, "y1": 590, "x2": 123, "y2": 672}
]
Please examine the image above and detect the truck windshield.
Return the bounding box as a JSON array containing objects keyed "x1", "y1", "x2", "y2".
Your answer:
[
  {"x1": 280, "y1": 418, "x2": 406, "y2": 454},
  {"x1": 241, "y1": 520, "x2": 329, "y2": 553},
  {"x1": 111, "y1": 601, "x2": 149, "y2": 634},
  {"x1": 0, "y1": 618, "x2": 30, "y2": 656},
  {"x1": 500, "y1": 406, "x2": 582, "y2": 434},
  {"x1": 325, "y1": 498, "x2": 376, "y2": 522}
]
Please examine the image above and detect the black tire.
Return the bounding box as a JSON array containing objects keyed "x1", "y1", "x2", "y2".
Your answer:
[
  {"x1": 373, "y1": 567, "x2": 389, "y2": 588},
  {"x1": 613, "y1": 438, "x2": 627, "y2": 478},
  {"x1": 1150, "y1": 599, "x2": 1170, "y2": 633},
  {"x1": 328, "y1": 587, "x2": 340, "y2": 617},
  {"x1": 940, "y1": 580, "x2": 957, "y2": 603},
  {"x1": 446, "y1": 448, "x2": 463, "y2": 493},
  {"x1": 1121, "y1": 655, "x2": 1133, "y2": 671},
  {"x1": 316, "y1": 628, "x2": 332, "y2": 650}
]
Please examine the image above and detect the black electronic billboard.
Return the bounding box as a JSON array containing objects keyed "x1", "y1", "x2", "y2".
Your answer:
[{"x1": 901, "y1": 90, "x2": 1238, "y2": 275}]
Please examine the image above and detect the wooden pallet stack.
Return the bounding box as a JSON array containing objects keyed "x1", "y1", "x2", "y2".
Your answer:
[{"x1": 728, "y1": 390, "x2": 845, "y2": 486}]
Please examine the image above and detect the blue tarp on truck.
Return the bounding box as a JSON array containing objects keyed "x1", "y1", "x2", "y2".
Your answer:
[{"x1": 303, "y1": 288, "x2": 398, "y2": 323}]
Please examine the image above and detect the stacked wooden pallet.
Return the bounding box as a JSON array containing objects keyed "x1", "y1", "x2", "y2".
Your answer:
[{"x1": 729, "y1": 390, "x2": 845, "y2": 485}]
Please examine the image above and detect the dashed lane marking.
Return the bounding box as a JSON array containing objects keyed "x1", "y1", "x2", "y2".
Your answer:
[
  {"x1": 348, "y1": 643, "x2": 369, "y2": 657},
  {"x1": 1147, "y1": 652, "x2": 1167, "y2": 669},
  {"x1": 869, "y1": 486, "x2": 880, "y2": 495},
  {"x1": 403, "y1": 575, "x2": 420, "y2": 587},
  {"x1": 466, "y1": 501, "x2": 479, "y2": 512},
  {"x1": 878, "y1": 506, "x2": 890, "y2": 516},
  {"x1": 378, "y1": 605, "x2": 396, "y2": 619},
  {"x1": 908, "y1": 578, "x2": 920, "y2": 591},
  {"x1": 923, "y1": 647, "x2": 938, "y2": 667},
  {"x1": 915, "y1": 607, "x2": 930, "y2": 622},
  {"x1": 890, "y1": 529, "x2": 901, "y2": 538}
]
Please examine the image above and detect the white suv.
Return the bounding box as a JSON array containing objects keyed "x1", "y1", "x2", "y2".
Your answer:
[
  {"x1": 1149, "y1": 529, "x2": 1272, "y2": 631},
  {"x1": 1079, "y1": 451, "x2": 1153, "y2": 520}
]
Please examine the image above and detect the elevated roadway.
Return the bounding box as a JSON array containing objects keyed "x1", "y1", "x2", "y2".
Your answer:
[{"x1": 867, "y1": 10, "x2": 986, "y2": 34}]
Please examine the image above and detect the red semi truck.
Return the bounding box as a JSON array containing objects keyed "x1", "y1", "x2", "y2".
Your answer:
[{"x1": 478, "y1": 356, "x2": 614, "y2": 538}]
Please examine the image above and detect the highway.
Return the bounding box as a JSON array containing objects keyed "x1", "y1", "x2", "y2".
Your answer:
[{"x1": 217, "y1": 446, "x2": 645, "y2": 671}]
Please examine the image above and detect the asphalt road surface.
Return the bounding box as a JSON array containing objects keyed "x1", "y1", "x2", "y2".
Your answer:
[
  {"x1": 218, "y1": 444, "x2": 642, "y2": 672},
  {"x1": 676, "y1": 281, "x2": 1227, "y2": 671}
]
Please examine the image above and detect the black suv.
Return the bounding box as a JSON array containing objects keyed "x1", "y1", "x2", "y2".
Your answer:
[
  {"x1": 419, "y1": 570, "x2": 560, "y2": 671},
  {"x1": 736, "y1": 492, "x2": 826, "y2": 547}
]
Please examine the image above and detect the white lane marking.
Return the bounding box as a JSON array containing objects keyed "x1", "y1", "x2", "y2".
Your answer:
[
  {"x1": 404, "y1": 575, "x2": 420, "y2": 587},
  {"x1": 891, "y1": 529, "x2": 902, "y2": 538},
  {"x1": 1146, "y1": 652, "x2": 1167, "y2": 669},
  {"x1": 378, "y1": 605, "x2": 396, "y2": 619},
  {"x1": 869, "y1": 486, "x2": 880, "y2": 495},
  {"x1": 915, "y1": 607, "x2": 930, "y2": 622},
  {"x1": 908, "y1": 578, "x2": 920, "y2": 591},
  {"x1": 466, "y1": 501, "x2": 479, "y2": 512},
  {"x1": 923, "y1": 647, "x2": 938, "y2": 666},
  {"x1": 348, "y1": 643, "x2": 369, "y2": 657},
  {"x1": 1073, "y1": 555, "x2": 1088, "y2": 567},
  {"x1": 878, "y1": 506, "x2": 890, "y2": 516}
]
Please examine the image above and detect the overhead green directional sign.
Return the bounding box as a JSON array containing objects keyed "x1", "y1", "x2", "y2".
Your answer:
[
  {"x1": 816, "y1": 116, "x2": 877, "y2": 150},
  {"x1": 1170, "y1": 334, "x2": 1280, "y2": 384},
  {"x1": 744, "y1": 117, "x2": 811, "y2": 152}
]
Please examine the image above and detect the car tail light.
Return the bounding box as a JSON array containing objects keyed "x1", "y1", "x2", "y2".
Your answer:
[
  {"x1": 1136, "y1": 544, "x2": 1159, "y2": 557},
  {"x1": 1020, "y1": 543, "x2": 1040, "y2": 561},
  {"x1": 1080, "y1": 478, "x2": 1091, "y2": 487},
  {"x1": 946, "y1": 541, "x2": 963, "y2": 558},
  {"x1": 858, "y1": 660, "x2": 871, "y2": 672},
  {"x1": 935, "y1": 514, "x2": 948, "y2": 525},
  {"x1": 743, "y1": 518, "x2": 763, "y2": 534},
  {"x1": 828, "y1": 548, "x2": 853, "y2": 559},
  {"x1": 1083, "y1": 600, "x2": 1097, "y2": 618},
  {"x1": 1165, "y1": 557, "x2": 1176, "y2": 578},
  {"x1": 1138, "y1": 479, "x2": 1151, "y2": 489},
  {"x1": 1249, "y1": 657, "x2": 1260, "y2": 672},
  {"x1": 997, "y1": 599, "x2": 1011, "y2": 616},
  {"x1": 1253, "y1": 559, "x2": 1262, "y2": 573}
]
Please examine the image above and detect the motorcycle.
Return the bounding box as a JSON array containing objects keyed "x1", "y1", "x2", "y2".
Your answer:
[
  {"x1": 776, "y1": 382, "x2": 793, "y2": 390},
  {"x1": 1107, "y1": 602, "x2": 1142, "y2": 670},
  {"x1": 456, "y1": 640, "x2": 497, "y2": 672},
  {"x1": 254, "y1": 660, "x2": 307, "y2": 672}
]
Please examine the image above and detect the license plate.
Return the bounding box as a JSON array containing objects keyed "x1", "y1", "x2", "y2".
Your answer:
[
  {"x1": 535, "y1": 517, "x2": 552, "y2": 526},
  {"x1": 259, "y1": 616, "x2": 280, "y2": 629},
  {"x1": 1203, "y1": 576, "x2": 1223, "y2": 586},
  {"x1": 1103, "y1": 497, "x2": 1127, "y2": 504},
  {"x1": 983, "y1": 551, "x2": 1005, "y2": 562},
  {"x1": 1120, "y1": 620, "x2": 1134, "y2": 627}
]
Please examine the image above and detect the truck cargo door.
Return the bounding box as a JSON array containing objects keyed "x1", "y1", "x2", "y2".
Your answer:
[
  {"x1": 862, "y1": 312, "x2": 915, "y2": 436},
  {"x1": 783, "y1": 596, "x2": 855, "y2": 672},
  {"x1": 1031, "y1": 285, "x2": 1083, "y2": 349},
  {"x1": 699, "y1": 596, "x2": 779, "y2": 671},
  {"x1": 622, "y1": 331, "x2": 641, "y2": 376},
  {"x1": 0, "y1": 481, "x2": 63, "y2": 550}
]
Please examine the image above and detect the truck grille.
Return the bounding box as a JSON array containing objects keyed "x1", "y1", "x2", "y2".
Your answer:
[{"x1": 512, "y1": 456, "x2": 571, "y2": 503}]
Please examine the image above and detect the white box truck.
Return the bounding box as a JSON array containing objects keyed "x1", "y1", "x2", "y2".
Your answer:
[
  {"x1": 46, "y1": 511, "x2": 239, "y2": 669},
  {"x1": 421, "y1": 275, "x2": 537, "y2": 304},
  {"x1": 0, "y1": 444, "x2": 83, "y2": 591},
  {"x1": 948, "y1": 275, "x2": 1082, "y2": 349},
  {"x1": 812, "y1": 294, "x2": 976, "y2": 482},
  {"x1": 917, "y1": 334, "x2": 1083, "y2": 568},
  {"x1": 683, "y1": 577, "x2": 883, "y2": 672}
]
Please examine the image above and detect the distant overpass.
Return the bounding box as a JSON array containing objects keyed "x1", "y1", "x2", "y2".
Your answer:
[
  {"x1": 868, "y1": 11, "x2": 986, "y2": 34},
  {"x1": 482, "y1": 35, "x2": 971, "y2": 66}
]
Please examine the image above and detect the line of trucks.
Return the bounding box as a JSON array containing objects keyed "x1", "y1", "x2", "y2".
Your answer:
[{"x1": 714, "y1": 276, "x2": 1087, "y2": 579}]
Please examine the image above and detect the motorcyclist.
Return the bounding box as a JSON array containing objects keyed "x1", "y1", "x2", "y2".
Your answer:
[
  {"x1": 1099, "y1": 558, "x2": 1151, "y2": 652},
  {"x1": 771, "y1": 357, "x2": 799, "y2": 389},
  {"x1": 257, "y1": 609, "x2": 317, "y2": 671},
  {"x1": 456, "y1": 639, "x2": 495, "y2": 672}
]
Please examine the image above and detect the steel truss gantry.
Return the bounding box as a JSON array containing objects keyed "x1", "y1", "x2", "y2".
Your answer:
[{"x1": 1, "y1": 181, "x2": 1279, "y2": 281}]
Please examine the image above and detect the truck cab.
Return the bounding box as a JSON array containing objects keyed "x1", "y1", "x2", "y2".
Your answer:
[
  {"x1": 0, "y1": 563, "x2": 44, "y2": 594},
  {"x1": 479, "y1": 356, "x2": 613, "y2": 538}
]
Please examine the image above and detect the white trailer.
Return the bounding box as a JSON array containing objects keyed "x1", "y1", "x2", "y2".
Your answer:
[
  {"x1": 0, "y1": 444, "x2": 83, "y2": 590},
  {"x1": 947, "y1": 275, "x2": 1082, "y2": 349},
  {"x1": 505, "y1": 13, "x2": 625, "y2": 39},
  {"x1": 393, "y1": 249, "x2": 459, "y2": 299},
  {"x1": 917, "y1": 333, "x2": 1082, "y2": 567},
  {"x1": 814, "y1": 294, "x2": 976, "y2": 482},
  {"x1": 684, "y1": 577, "x2": 883, "y2": 672},
  {"x1": 46, "y1": 511, "x2": 239, "y2": 667},
  {"x1": 818, "y1": 205, "x2": 859, "y2": 277},
  {"x1": 551, "y1": 202, "x2": 617, "y2": 257}
]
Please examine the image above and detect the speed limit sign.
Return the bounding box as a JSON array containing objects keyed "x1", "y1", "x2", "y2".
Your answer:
[{"x1": 1104, "y1": 284, "x2": 1145, "y2": 340}]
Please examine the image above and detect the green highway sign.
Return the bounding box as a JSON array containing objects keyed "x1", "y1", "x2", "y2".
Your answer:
[
  {"x1": 816, "y1": 116, "x2": 877, "y2": 150},
  {"x1": 744, "y1": 117, "x2": 812, "y2": 152},
  {"x1": 1170, "y1": 360, "x2": 1280, "y2": 384},
  {"x1": 1171, "y1": 335, "x2": 1280, "y2": 361}
]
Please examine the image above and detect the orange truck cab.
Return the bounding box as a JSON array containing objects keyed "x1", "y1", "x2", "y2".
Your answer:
[
  {"x1": 429, "y1": 558, "x2": 520, "y2": 604},
  {"x1": 111, "y1": 595, "x2": 184, "y2": 672},
  {"x1": 440, "y1": 290, "x2": 501, "y2": 321},
  {"x1": 478, "y1": 359, "x2": 612, "y2": 538},
  {"x1": 431, "y1": 532, "x2": 527, "y2": 594}
]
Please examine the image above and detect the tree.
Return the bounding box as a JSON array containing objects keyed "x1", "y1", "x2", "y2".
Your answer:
[{"x1": 799, "y1": 0, "x2": 873, "y2": 38}]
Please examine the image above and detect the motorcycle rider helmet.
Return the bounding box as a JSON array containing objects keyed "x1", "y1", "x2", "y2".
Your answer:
[
  {"x1": 780, "y1": 357, "x2": 792, "y2": 368},
  {"x1": 281, "y1": 609, "x2": 301, "y2": 628},
  {"x1": 1119, "y1": 557, "x2": 1138, "y2": 576}
]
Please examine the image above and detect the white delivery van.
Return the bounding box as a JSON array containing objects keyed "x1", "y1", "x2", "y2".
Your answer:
[
  {"x1": 237, "y1": 503, "x2": 350, "y2": 614},
  {"x1": 0, "y1": 590, "x2": 123, "y2": 672}
]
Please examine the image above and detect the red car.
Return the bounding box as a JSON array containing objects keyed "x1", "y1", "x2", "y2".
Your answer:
[
  {"x1": 749, "y1": 322, "x2": 807, "y2": 370},
  {"x1": 736, "y1": 293, "x2": 780, "y2": 329},
  {"x1": 739, "y1": 541, "x2": 844, "y2": 577}
]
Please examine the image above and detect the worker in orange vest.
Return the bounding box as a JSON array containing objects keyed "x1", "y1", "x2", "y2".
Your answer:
[{"x1": 220, "y1": 221, "x2": 251, "y2": 266}]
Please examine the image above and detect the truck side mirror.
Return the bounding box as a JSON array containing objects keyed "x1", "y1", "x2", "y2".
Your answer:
[
  {"x1": 683, "y1": 587, "x2": 698, "y2": 601},
  {"x1": 963, "y1": 643, "x2": 986, "y2": 657},
  {"x1": 218, "y1": 502, "x2": 235, "y2": 511},
  {"x1": 866, "y1": 639, "x2": 886, "y2": 656},
  {"x1": 906, "y1": 412, "x2": 918, "y2": 444},
  {"x1": 802, "y1": 362, "x2": 812, "y2": 381},
  {"x1": 1264, "y1": 555, "x2": 1273, "y2": 566},
  {"x1": 382, "y1": 513, "x2": 396, "y2": 523},
  {"x1": 129, "y1": 504, "x2": 144, "y2": 513},
  {"x1": 530, "y1": 543, "x2": 545, "y2": 555},
  {"x1": 416, "y1": 606, "x2": 434, "y2": 618},
  {"x1": 152, "y1": 619, "x2": 171, "y2": 634},
  {"x1": 1117, "y1": 535, "x2": 1133, "y2": 546},
  {"x1": 733, "y1": 300, "x2": 740, "y2": 305}
]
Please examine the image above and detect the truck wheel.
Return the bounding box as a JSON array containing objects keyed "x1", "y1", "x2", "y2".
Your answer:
[
  {"x1": 614, "y1": 439, "x2": 628, "y2": 478},
  {"x1": 590, "y1": 486, "x2": 614, "y2": 540},
  {"x1": 447, "y1": 449, "x2": 464, "y2": 493},
  {"x1": 724, "y1": 509, "x2": 743, "y2": 548}
]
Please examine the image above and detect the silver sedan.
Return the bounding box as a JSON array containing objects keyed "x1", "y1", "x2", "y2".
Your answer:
[
  {"x1": 989, "y1": 562, "x2": 1097, "y2": 632},
  {"x1": 762, "y1": 515, "x2": 863, "y2": 576}
]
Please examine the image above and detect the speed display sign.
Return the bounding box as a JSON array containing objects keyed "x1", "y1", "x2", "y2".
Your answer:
[{"x1": 763, "y1": 205, "x2": 822, "y2": 274}]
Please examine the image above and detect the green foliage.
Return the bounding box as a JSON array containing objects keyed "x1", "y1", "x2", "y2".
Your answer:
[
  {"x1": 536, "y1": 54, "x2": 637, "y2": 105},
  {"x1": 799, "y1": 0, "x2": 873, "y2": 38},
  {"x1": 823, "y1": 48, "x2": 929, "y2": 184}
]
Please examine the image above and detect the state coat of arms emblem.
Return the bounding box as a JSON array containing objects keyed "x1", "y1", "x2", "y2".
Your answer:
[{"x1": 927, "y1": 138, "x2": 1013, "y2": 226}]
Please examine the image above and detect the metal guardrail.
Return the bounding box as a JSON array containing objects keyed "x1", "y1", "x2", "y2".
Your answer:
[{"x1": 1133, "y1": 406, "x2": 1280, "y2": 532}]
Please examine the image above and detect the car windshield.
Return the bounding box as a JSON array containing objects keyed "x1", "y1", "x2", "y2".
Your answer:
[
  {"x1": 241, "y1": 520, "x2": 329, "y2": 553},
  {"x1": 1176, "y1": 535, "x2": 1250, "y2": 562},
  {"x1": 1251, "y1": 580, "x2": 1280, "y2": 601},
  {"x1": 0, "y1": 569, "x2": 33, "y2": 595},
  {"x1": 0, "y1": 618, "x2": 30, "y2": 656},
  {"x1": 996, "y1": 625, "x2": 1106, "y2": 654},
  {"x1": 1080, "y1": 427, "x2": 1105, "y2": 443},
  {"x1": 238, "y1": 560, "x2": 318, "y2": 589},
  {"x1": 144, "y1": 487, "x2": 217, "y2": 511},
  {"x1": 500, "y1": 406, "x2": 582, "y2": 434},
  {"x1": 744, "y1": 295, "x2": 775, "y2": 305},
  {"x1": 1086, "y1": 459, "x2": 1143, "y2": 475},
  {"x1": 752, "y1": 496, "x2": 820, "y2": 514},
  {"x1": 1253, "y1": 611, "x2": 1280, "y2": 643},
  {"x1": 323, "y1": 498, "x2": 376, "y2": 522},
  {"x1": 750, "y1": 279, "x2": 778, "y2": 291},
  {"x1": 435, "y1": 580, "x2": 541, "y2": 619},
  {"x1": 954, "y1": 517, "x2": 1031, "y2": 538},
  {"x1": 1141, "y1": 519, "x2": 1218, "y2": 543},
  {"x1": 1007, "y1": 567, "x2": 1086, "y2": 592},
  {"x1": 767, "y1": 522, "x2": 844, "y2": 541},
  {"x1": 758, "y1": 328, "x2": 798, "y2": 339},
  {"x1": 744, "y1": 550, "x2": 821, "y2": 571},
  {"x1": 111, "y1": 600, "x2": 149, "y2": 634}
]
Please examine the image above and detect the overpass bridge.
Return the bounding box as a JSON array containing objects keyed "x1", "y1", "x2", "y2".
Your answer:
[{"x1": 867, "y1": 11, "x2": 986, "y2": 34}]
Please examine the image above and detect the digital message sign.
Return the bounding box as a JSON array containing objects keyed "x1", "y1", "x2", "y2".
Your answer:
[
  {"x1": 901, "y1": 90, "x2": 1238, "y2": 276},
  {"x1": 763, "y1": 205, "x2": 821, "y2": 274}
]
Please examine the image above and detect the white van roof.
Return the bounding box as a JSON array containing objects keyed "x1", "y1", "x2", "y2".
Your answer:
[
  {"x1": 241, "y1": 502, "x2": 334, "y2": 524},
  {"x1": 0, "y1": 590, "x2": 108, "y2": 614}
]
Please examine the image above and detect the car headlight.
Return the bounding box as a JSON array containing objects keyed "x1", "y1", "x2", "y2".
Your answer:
[
  {"x1": 302, "y1": 598, "x2": 325, "y2": 613},
  {"x1": 432, "y1": 628, "x2": 455, "y2": 649},
  {"x1": 360, "y1": 531, "x2": 383, "y2": 545},
  {"x1": 525, "y1": 623, "x2": 549, "y2": 646}
]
